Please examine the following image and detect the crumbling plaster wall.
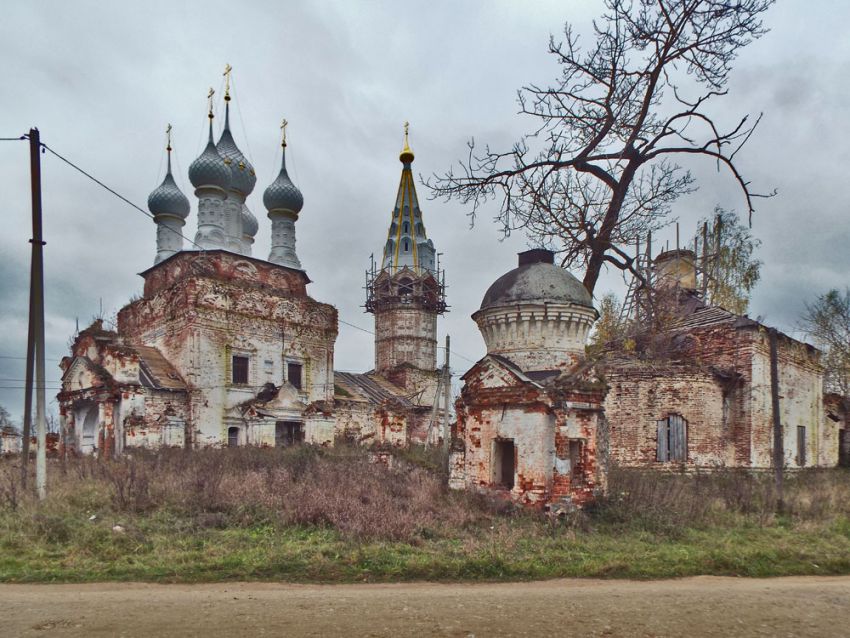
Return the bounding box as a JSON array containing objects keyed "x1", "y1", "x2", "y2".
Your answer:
[
  {"x1": 117, "y1": 252, "x2": 338, "y2": 449},
  {"x1": 604, "y1": 363, "x2": 729, "y2": 467}
]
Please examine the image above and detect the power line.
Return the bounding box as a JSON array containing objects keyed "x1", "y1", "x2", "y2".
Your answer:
[
  {"x1": 39, "y1": 141, "x2": 206, "y2": 251},
  {"x1": 0, "y1": 135, "x2": 27, "y2": 141}
]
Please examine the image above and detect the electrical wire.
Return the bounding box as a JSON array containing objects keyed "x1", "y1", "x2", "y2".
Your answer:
[{"x1": 39, "y1": 141, "x2": 206, "y2": 252}]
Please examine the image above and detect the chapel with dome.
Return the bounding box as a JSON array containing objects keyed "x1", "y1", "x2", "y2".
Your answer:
[{"x1": 57, "y1": 70, "x2": 445, "y2": 455}]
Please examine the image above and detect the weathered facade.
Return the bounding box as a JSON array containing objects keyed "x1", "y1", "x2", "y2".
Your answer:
[
  {"x1": 604, "y1": 250, "x2": 838, "y2": 469},
  {"x1": 450, "y1": 250, "x2": 607, "y2": 506},
  {"x1": 57, "y1": 84, "x2": 443, "y2": 455},
  {"x1": 58, "y1": 86, "x2": 340, "y2": 455}
]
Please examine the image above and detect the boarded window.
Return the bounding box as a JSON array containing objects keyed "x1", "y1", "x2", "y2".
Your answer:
[
  {"x1": 656, "y1": 414, "x2": 687, "y2": 462},
  {"x1": 276, "y1": 421, "x2": 304, "y2": 447},
  {"x1": 797, "y1": 426, "x2": 806, "y2": 466},
  {"x1": 398, "y1": 278, "x2": 414, "y2": 296},
  {"x1": 232, "y1": 355, "x2": 249, "y2": 384},
  {"x1": 287, "y1": 363, "x2": 303, "y2": 390}
]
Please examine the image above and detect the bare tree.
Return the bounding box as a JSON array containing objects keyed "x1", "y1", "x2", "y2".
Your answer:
[
  {"x1": 429, "y1": 0, "x2": 775, "y2": 294},
  {"x1": 801, "y1": 289, "x2": 850, "y2": 400}
]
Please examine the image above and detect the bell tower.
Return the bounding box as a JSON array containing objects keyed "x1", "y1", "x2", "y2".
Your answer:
[{"x1": 366, "y1": 123, "x2": 447, "y2": 398}]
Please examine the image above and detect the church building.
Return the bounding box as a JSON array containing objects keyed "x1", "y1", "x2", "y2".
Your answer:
[{"x1": 57, "y1": 74, "x2": 445, "y2": 455}]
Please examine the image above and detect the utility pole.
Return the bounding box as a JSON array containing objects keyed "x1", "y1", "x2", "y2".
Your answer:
[
  {"x1": 769, "y1": 327, "x2": 784, "y2": 513},
  {"x1": 441, "y1": 335, "x2": 451, "y2": 454},
  {"x1": 28, "y1": 128, "x2": 47, "y2": 500},
  {"x1": 20, "y1": 260, "x2": 35, "y2": 487}
]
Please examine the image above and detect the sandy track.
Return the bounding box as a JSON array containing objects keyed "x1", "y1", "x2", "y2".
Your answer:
[{"x1": 2, "y1": 576, "x2": 849, "y2": 637}]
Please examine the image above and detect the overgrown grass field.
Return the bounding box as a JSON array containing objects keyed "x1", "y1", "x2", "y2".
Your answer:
[{"x1": 1, "y1": 446, "x2": 849, "y2": 583}]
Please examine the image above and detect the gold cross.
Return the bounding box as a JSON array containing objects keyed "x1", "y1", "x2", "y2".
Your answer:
[
  {"x1": 223, "y1": 64, "x2": 232, "y2": 98},
  {"x1": 207, "y1": 87, "x2": 215, "y2": 117},
  {"x1": 166, "y1": 123, "x2": 172, "y2": 151},
  {"x1": 280, "y1": 118, "x2": 288, "y2": 146}
]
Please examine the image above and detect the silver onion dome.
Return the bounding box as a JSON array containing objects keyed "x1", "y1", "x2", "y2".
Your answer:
[
  {"x1": 241, "y1": 203, "x2": 258, "y2": 237},
  {"x1": 189, "y1": 120, "x2": 231, "y2": 190},
  {"x1": 217, "y1": 104, "x2": 257, "y2": 196},
  {"x1": 263, "y1": 147, "x2": 303, "y2": 214},
  {"x1": 148, "y1": 159, "x2": 190, "y2": 219}
]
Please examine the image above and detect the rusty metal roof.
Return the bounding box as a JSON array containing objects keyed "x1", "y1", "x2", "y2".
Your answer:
[
  {"x1": 334, "y1": 371, "x2": 413, "y2": 408},
  {"x1": 135, "y1": 345, "x2": 186, "y2": 391}
]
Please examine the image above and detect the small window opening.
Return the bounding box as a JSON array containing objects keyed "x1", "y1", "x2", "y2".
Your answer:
[
  {"x1": 398, "y1": 278, "x2": 414, "y2": 296},
  {"x1": 569, "y1": 440, "x2": 583, "y2": 479},
  {"x1": 232, "y1": 355, "x2": 249, "y2": 385},
  {"x1": 276, "y1": 421, "x2": 304, "y2": 447},
  {"x1": 656, "y1": 414, "x2": 687, "y2": 462},
  {"x1": 403, "y1": 239, "x2": 409, "y2": 252},
  {"x1": 287, "y1": 362, "x2": 303, "y2": 390},
  {"x1": 227, "y1": 426, "x2": 239, "y2": 448},
  {"x1": 494, "y1": 439, "x2": 515, "y2": 489},
  {"x1": 797, "y1": 426, "x2": 806, "y2": 466},
  {"x1": 402, "y1": 221, "x2": 410, "y2": 234}
]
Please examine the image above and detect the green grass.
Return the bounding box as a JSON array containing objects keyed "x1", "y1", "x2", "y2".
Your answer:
[
  {"x1": 3, "y1": 512, "x2": 850, "y2": 583},
  {"x1": 1, "y1": 452, "x2": 849, "y2": 583}
]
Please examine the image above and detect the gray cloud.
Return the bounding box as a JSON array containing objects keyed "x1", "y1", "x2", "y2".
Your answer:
[{"x1": 1, "y1": 0, "x2": 846, "y2": 421}]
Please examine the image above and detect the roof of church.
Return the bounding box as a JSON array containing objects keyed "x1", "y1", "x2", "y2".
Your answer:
[
  {"x1": 334, "y1": 371, "x2": 413, "y2": 408},
  {"x1": 479, "y1": 250, "x2": 593, "y2": 311},
  {"x1": 134, "y1": 345, "x2": 186, "y2": 391}
]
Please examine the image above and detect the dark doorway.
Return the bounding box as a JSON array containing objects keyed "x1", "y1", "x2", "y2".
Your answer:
[
  {"x1": 227, "y1": 426, "x2": 239, "y2": 448},
  {"x1": 276, "y1": 421, "x2": 304, "y2": 447},
  {"x1": 839, "y1": 429, "x2": 849, "y2": 467},
  {"x1": 494, "y1": 439, "x2": 515, "y2": 489}
]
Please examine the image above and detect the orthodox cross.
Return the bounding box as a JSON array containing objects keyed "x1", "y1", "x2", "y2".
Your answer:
[
  {"x1": 207, "y1": 87, "x2": 215, "y2": 118},
  {"x1": 223, "y1": 64, "x2": 232, "y2": 100},
  {"x1": 280, "y1": 118, "x2": 288, "y2": 147}
]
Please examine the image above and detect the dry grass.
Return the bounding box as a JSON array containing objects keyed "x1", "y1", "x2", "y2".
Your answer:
[{"x1": 1, "y1": 450, "x2": 849, "y2": 583}]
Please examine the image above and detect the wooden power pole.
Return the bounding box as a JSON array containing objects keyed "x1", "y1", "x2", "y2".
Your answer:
[{"x1": 28, "y1": 128, "x2": 47, "y2": 500}]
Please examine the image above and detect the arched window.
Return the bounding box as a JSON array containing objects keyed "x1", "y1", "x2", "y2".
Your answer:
[
  {"x1": 228, "y1": 426, "x2": 239, "y2": 448},
  {"x1": 403, "y1": 239, "x2": 409, "y2": 252},
  {"x1": 402, "y1": 221, "x2": 410, "y2": 234},
  {"x1": 398, "y1": 278, "x2": 414, "y2": 296}
]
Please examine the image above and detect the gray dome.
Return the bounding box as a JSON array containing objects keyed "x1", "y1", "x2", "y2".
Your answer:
[
  {"x1": 241, "y1": 204, "x2": 258, "y2": 237},
  {"x1": 189, "y1": 136, "x2": 231, "y2": 190},
  {"x1": 148, "y1": 167, "x2": 190, "y2": 219},
  {"x1": 263, "y1": 148, "x2": 303, "y2": 214},
  {"x1": 480, "y1": 259, "x2": 593, "y2": 311},
  {"x1": 217, "y1": 123, "x2": 256, "y2": 196}
]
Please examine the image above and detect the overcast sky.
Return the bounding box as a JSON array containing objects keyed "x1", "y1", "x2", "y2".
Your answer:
[{"x1": 2, "y1": 1, "x2": 849, "y2": 423}]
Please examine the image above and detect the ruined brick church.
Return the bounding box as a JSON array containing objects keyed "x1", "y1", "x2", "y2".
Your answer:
[
  {"x1": 58, "y1": 85, "x2": 445, "y2": 456},
  {"x1": 57, "y1": 78, "x2": 845, "y2": 509}
]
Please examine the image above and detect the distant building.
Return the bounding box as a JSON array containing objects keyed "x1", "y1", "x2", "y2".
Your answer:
[{"x1": 0, "y1": 425, "x2": 21, "y2": 455}]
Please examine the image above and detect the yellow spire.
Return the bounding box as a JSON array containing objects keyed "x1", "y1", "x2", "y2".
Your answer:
[
  {"x1": 399, "y1": 120, "x2": 414, "y2": 164},
  {"x1": 223, "y1": 64, "x2": 232, "y2": 102}
]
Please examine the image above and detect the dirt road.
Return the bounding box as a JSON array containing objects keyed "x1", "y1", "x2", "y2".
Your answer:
[{"x1": 3, "y1": 576, "x2": 849, "y2": 637}]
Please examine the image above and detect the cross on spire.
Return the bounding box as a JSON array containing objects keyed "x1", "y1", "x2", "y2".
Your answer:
[
  {"x1": 280, "y1": 118, "x2": 288, "y2": 147},
  {"x1": 223, "y1": 64, "x2": 232, "y2": 101},
  {"x1": 165, "y1": 123, "x2": 172, "y2": 152},
  {"x1": 207, "y1": 87, "x2": 215, "y2": 119}
]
